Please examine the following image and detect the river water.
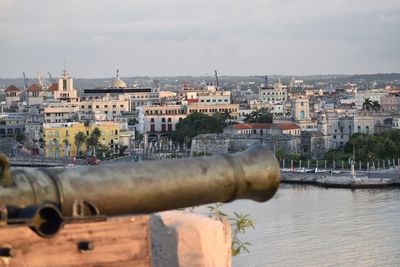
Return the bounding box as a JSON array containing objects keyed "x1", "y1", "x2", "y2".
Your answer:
[{"x1": 223, "y1": 185, "x2": 400, "y2": 267}]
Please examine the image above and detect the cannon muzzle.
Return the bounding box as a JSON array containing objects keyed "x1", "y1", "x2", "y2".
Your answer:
[{"x1": 0, "y1": 145, "x2": 280, "y2": 237}]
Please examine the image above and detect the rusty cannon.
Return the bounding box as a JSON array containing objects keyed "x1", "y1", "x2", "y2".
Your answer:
[{"x1": 0, "y1": 145, "x2": 280, "y2": 238}]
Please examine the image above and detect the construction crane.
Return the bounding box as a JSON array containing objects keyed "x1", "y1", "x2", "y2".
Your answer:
[
  {"x1": 36, "y1": 71, "x2": 52, "y2": 90},
  {"x1": 22, "y1": 71, "x2": 28, "y2": 90},
  {"x1": 48, "y1": 72, "x2": 55, "y2": 84}
]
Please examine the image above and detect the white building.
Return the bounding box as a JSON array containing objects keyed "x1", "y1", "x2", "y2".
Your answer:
[{"x1": 53, "y1": 69, "x2": 78, "y2": 101}]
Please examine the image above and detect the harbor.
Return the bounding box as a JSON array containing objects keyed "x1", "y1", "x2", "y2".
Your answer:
[
  {"x1": 225, "y1": 185, "x2": 400, "y2": 267},
  {"x1": 282, "y1": 170, "x2": 400, "y2": 189}
]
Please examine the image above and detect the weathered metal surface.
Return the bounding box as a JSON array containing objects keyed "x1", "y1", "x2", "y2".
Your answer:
[{"x1": 0, "y1": 145, "x2": 280, "y2": 236}]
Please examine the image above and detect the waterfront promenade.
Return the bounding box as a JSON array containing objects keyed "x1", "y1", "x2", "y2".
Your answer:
[{"x1": 282, "y1": 169, "x2": 400, "y2": 188}]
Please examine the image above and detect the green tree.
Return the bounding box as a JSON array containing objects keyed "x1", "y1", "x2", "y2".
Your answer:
[
  {"x1": 15, "y1": 132, "x2": 26, "y2": 143},
  {"x1": 74, "y1": 131, "x2": 87, "y2": 158},
  {"x1": 87, "y1": 128, "x2": 102, "y2": 157},
  {"x1": 362, "y1": 97, "x2": 373, "y2": 111},
  {"x1": 243, "y1": 108, "x2": 273, "y2": 123},
  {"x1": 119, "y1": 145, "x2": 128, "y2": 156},
  {"x1": 213, "y1": 110, "x2": 232, "y2": 127},
  {"x1": 275, "y1": 149, "x2": 285, "y2": 161},
  {"x1": 128, "y1": 118, "x2": 138, "y2": 125},
  {"x1": 372, "y1": 101, "x2": 381, "y2": 111},
  {"x1": 170, "y1": 112, "x2": 224, "y2": 143},
  {"x1": 208, "y1": 203, "x2": 255, "y2": 256},
  {"x1": 96, "y1": 143, "x2": 111, "y2": 160},
  {"x1": 343, "y1": 131, "x2": 400, "y2": 161}
]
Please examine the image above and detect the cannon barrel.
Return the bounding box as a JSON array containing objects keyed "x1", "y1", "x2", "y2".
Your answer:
[{"x1": 0, "y1": 145, "x2": 280, "y2": 237}]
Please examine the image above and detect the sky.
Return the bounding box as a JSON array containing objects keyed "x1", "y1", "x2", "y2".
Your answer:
[{"x1": 0, "y1": 0, "x2": 399, "y2": 78}]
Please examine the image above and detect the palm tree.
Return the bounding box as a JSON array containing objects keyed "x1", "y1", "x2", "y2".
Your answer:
[
  {"x1": 372, "y1": 101, "x2": 381, "y2": 112},
  {"x1": 92, "y1": 127, "x2": 101, "y2": 139},
  {"x1": 74, "y1": 131, "x2": 87, "y2": 158},
  {"x1": 53, "y1": 137, "x2": 58, "y2": 159},
  {"x1": 63, "y1": 139, "x2": 69, "y2": 158},
  {"x1": 87, "y1": 128, "x2": 102, "y2": 157},
  {"x1": 362, "y1": 97, "x2": 373, "y2": 111}
]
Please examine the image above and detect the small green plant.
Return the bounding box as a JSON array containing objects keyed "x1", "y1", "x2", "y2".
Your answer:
[{"x1": 207, "y1": 203, "x2": 255, "y2": 256}]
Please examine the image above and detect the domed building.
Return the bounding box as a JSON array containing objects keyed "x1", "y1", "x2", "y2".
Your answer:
[{"x1": 112, "y1": 70, "x2": 127, "y2": 89}]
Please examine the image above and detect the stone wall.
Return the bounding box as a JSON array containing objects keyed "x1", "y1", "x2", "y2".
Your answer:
[
  {"x1": 301, "y1": 131, "x2": 329, "y2": 159},
  {"x1": 191, "y1": 133, "x2": 298, "y2": 155}
]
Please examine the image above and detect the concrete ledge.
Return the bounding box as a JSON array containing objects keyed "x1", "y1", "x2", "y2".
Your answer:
[{"x1": 151, "y1": 211, "x2": 232, "y2": 267}]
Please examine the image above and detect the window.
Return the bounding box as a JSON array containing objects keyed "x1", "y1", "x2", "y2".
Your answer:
[
  {"x1": 151, "y1": 118, "x2": 155, "y2": 122},
  {"x1": 168, "y1": 118, "x2": 172, "y2": 122},
  {"x1": 161, "y1": 118, "x2": 166, "y2": 123},
  {"x1": 366, "y1": 126, "x2": 369, "y2": 134}
]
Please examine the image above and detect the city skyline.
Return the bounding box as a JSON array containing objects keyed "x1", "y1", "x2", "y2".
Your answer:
[{"x1": 0, "y1": 0, "x2": 399, "y2": 78}]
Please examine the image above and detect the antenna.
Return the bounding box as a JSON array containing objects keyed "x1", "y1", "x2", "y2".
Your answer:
[
  {"x1": 62, "y1": 59, "x2": 69, "y2": 78},
  {"x1": 22, "y1": 71, "x2": 28, "y2": 90}
]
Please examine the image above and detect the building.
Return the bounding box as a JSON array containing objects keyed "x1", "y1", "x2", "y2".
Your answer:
[
  {"x1": 42, "y1": 121, "x2": 121, "y2": 158},
  {"x1": 380, "y1": 94, "x2": 400, "y2": 113},
  {"x1": 26, "y1": 84, "x2": 45, "y2": 106},
  {"x1": 186, "y1": 103, "x2": 239, "y2": 120},
  {"x1": 0, "y1": 113, "x2": 29, "y2": 138},
  {"x1": 317, "y1": 109, "x2": 393, "y2": 150},
  {"x1": 44, "y1": 101, "x2": 80, "y2": 123},
  {"x1": 291, "y1": 95, "x2": 311, "y2": 121},
  {"x1": 355, "y1": 89, "x2": 386, "y2": 110},
  {"x1": 259, "y1": 78, "x2": 288, "y2": 105},
  {"x1": 83, "y1": 71, "x2": 160, "y2": 110},
  {"x1": 53, "y1": 69, "x2": 78, "y2": 101},
  {"x1": 79, "y1": 96, "x2": 130, "y2": 121},
  {"x1": 143, "y1": 105, "x2": 187, "y2": 144},
  {"x1": 5, "y1": 85, "x2": 22, "y2": 106},
  {"x1": 224, "y1": 123, "x2": 301, "y2": 137}
]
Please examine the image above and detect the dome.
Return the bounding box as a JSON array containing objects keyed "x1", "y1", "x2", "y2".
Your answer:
[
  {"x1": 112, "y1": 77, "x2": 127, "y2": 88},
  {"x1": 112, "y1": 69, "x2": 127, "y2": 88}
]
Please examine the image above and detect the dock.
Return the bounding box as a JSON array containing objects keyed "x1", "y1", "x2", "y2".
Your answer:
[{"x1": 282, "y1": 171, "x2": 400, "y2": 189}]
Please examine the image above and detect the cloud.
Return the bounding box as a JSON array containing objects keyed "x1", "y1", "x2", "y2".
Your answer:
[{"x1": 0, "y1": 0, "x2": 399, "y2": 77}]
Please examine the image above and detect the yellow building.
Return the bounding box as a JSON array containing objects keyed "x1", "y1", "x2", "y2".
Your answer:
[{"x1": 42, "y1": 121, "x2": 120, "y2": 158}]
